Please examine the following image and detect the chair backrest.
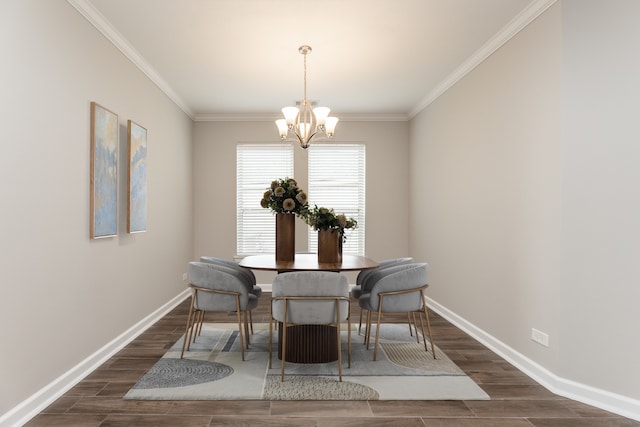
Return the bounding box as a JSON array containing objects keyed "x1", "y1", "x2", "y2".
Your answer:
[
  {"x1": 200, "y1": 256, "x2": 256, "y2": 287},
  {"x1": 358, "y1": 261, "x2": 419, "y2": 295},
  {"x1": 188, "y1": 262, "x2": 251, "y2": 311},
  {"x1": 272, "y1": 271, "x2": 349, "y2": 325},
  {"x1": 366, "y1": 263, "x2": 429, "y2": 312},
  {"x1": 356, "y1": 257, "x2": 413, "y2": 287}
]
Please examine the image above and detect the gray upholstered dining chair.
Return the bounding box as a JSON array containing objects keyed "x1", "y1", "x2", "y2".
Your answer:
[
  {"x1": 199, "y1": 256, "x2": 262, "y2": 334},
  {"x1": 200, "y1": 256, "x2": 263, "y2": 297},
  {"x1": 358, "y1": 263, "x2": 436, "y2": 361},
  {"x1": 269, "y1": 271, "x2": 351, "y2": 381},
  {"x1": 352, "y1": 257, "x2": 413, "y2": 334},
  {"x1": 180, "y1": 261, "x2": 259, "y2": 361}
]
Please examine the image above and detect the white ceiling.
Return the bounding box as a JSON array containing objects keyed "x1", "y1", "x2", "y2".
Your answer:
[{"x1": 72, "y1": 0, "x2": 553, "y2": 120}]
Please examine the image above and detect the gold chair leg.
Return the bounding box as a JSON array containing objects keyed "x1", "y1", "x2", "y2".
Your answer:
[
  {"x1": 187, "y1": 312, "x2": 195, "y2": 349},
  {"x1": 268, "y1": 304, "x2": 273, "y2": 369},
  {"x1": 235, "y1": 296, "x2": 245, "y2": 361},
  {"x1": 413, "y1": 312, "x2": 422, "y2": 343},
  {"x1": 336, "y1": 301, "x2": 342, "y2": 382},
  {"x1": 249, "y1": 310, "x2": 254, "y2": 334},
  {"x1": 197, "y1": 310, "x2": 205, "y2": 336},
  {"x1": 358, "y1": 308, "x2": 364, "y2": 335},
  {"x1": 180, "y1": 295, "x2": 196, "y2": 358},
  {"x1": 190, "y1": 311, "x2": 198, "y2": 344},
  {"x1": 347, "y1": 302, "x2": 352, "y2": 368},
  {"x1": 192, "y1": 310, "x2": 204, "y2": 343},
  {"x1": 421, "y1": 291, "x2": 436, "y2": 359},
  {"x1": 373, "y1": 296, "x2": 384, "y2": 361},
  {"x1": 188, "y1": 309, "x2": 202, "y2": 349},
  {"x1": 243, "y1": 311, "x2": 251, "y2": 348},
  {"x1": 415, "y1": 310, "x2": 426, "y2": 350},
  {"x1": 281, "y1": 301, "x2": 287, "y2": 381},
  {"x1": 365, "y1": 310, "x2": 372, "y2": 348},
  {"x1": 408, "y1": 312, "x2": 414, "y2": 337}
]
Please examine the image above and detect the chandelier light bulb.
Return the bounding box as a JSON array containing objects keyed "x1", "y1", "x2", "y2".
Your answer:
[
  {"x1": 313, "y1": 107, "x2": 330, "y2": 127},
  {"x1": 298, "y1": 122, "x2": 311, "y2": 141},
  {"x1": 282, "y1": 107, "x2": 299, "y2": 126},
  {"x1": 325, "y1": 116, "x2": 339, "y2": 137},
  {"x1": 275, "y1": 119, "x2": 289, "y2": 139}
]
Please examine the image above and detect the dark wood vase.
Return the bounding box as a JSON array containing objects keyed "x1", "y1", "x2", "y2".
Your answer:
[
  {"x1": 318, "y1": 228, "x2": 341, "y2": 263},
  {"x1": 275, "y1": 213, "x2": 295, "y2": 262}
]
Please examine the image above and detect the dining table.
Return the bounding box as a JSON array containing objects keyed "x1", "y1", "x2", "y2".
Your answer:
[
  {"x1": 239, "y1": 253, "x2": 379, "y2": 273},
  {"x1": 239, "y1": 253, "x2": 379, "y2": 363}
]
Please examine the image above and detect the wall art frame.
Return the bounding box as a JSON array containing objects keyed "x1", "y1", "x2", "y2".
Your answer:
[
  {"x1": 90, "y1": 102, "x2": 118, "y2": 239},
  {"x1": 127, "y1": 120, "x2": 147, "y2": 233}
]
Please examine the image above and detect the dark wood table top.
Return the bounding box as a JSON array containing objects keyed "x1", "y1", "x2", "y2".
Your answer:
[{"x1": 239, "y1": 253, "x2": 379, "y2": 272}]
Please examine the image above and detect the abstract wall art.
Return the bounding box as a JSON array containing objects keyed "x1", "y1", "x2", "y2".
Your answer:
[
  {"x1": 127, "y1": 120, "x2": 147, "y2": 233},
  {"x1": 90, "y1": 102, "x2": 118, "y2": 239}
]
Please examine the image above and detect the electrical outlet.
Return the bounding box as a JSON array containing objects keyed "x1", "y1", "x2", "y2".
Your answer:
[
  {"x1": 182, "y1": 273, "x2": 188, "y2": 281},
  {"x1": 531, "y1": 328, "x2": 549, "y2": 347}
]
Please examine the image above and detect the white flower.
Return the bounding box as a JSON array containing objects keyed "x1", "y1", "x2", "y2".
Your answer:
[{"x1": 282, "y1": 198, "x2": 296, "y2": 211}]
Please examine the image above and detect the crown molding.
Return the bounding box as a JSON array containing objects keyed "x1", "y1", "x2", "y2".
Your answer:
[
  {"x1": 68, "y1": 0, "x2": 407, "y2": 123},
  {"x1": 69, "y1": 0, "x2": 557, "y2": 123},
  {"x1": 67, "y1": 0, "x2": 195, "y2": 119},
  {"x1": 193, "y1": 112, "x2": 409, "y2": 122},
  {"x1": 409, "y1": 0, "x2": 558, "y2": 118}
]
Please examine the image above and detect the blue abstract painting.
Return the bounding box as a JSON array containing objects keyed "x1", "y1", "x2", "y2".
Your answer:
[
  {"x1": 90, "y1": 102, "x2": 118, "y2": 238},
  {"x1": 127, "y1": 120, "x2": 147, "y2": 233}
]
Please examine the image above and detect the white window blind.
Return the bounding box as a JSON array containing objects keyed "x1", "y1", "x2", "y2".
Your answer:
[
  {"x1": 236, "y1": 144, "x2": 293, "y2": 255},
  {"x1": 307, "y1": 144, "x2": 366, "y2": 255}
]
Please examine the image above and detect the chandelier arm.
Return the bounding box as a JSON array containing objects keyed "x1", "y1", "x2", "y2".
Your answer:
[
  {"x1": 301, "y1": 130, "x2": 323, "y2": 149},
  {"x1": 285, "y1": 128, "x2": 322, "y2": 149},
  {"x1": 306, "y1": 130, "x2": 319, "y2": 142}
]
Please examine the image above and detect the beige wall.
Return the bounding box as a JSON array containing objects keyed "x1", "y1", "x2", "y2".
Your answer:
[
  {"x1": 559, "y1": 0, "x2": 640, "y2": 399},
  {"x1": 410, "y1": 0, "x2": 640, "y2": 403},
  {"x1": 0, "y1": 1, "x2": 194, "y2": 414},
  {"x1": 192, "y1": 120, "x2": 410, "y2": 284}
]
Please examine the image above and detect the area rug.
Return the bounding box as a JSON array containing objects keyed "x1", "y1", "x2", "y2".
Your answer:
[{"x1": 124, "y1": 323, "x2": 489, "y2": 401}]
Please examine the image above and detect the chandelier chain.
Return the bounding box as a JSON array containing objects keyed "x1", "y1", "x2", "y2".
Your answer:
[{"x1": 303, "y1": 49, "x2": 308, "y2": 105}]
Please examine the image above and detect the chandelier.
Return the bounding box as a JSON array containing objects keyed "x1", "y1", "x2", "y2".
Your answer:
[{"x1": 275, "y1": 45, "x2": 338, "y2": 149}]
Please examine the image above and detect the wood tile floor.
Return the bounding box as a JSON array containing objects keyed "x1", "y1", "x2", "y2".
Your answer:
[{"x1": 26, "y1": 293, "x2": 639, "y2": 426}]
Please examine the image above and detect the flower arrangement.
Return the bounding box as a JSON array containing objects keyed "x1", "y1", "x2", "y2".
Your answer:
[
  {"x1": 305, "y1": 205, "x2": 357, "y2": 241},
  {"x1": 260, "y1": 177, "x2": 308, "y2": 216}
]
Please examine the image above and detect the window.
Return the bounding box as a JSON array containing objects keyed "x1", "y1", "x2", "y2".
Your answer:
[
  {"x1": 307, "y1": 144, "x2": 366, "y2": 255},
  {"x1": 236, "y1": 144, "x2": 293, "y2": 255}
]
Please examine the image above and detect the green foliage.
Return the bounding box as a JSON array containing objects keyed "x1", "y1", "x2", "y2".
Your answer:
[{"x1": 305, "y1": 205, "x2": 357, "y2": 241}]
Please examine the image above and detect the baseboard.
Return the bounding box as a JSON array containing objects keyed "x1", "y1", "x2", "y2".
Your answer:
[
  {"x1": 425, "y1": 296, "x2": 640, "y2": 422},
  {"x1": 0, "y1": 289, "x2": 191, "y2": 427}
]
